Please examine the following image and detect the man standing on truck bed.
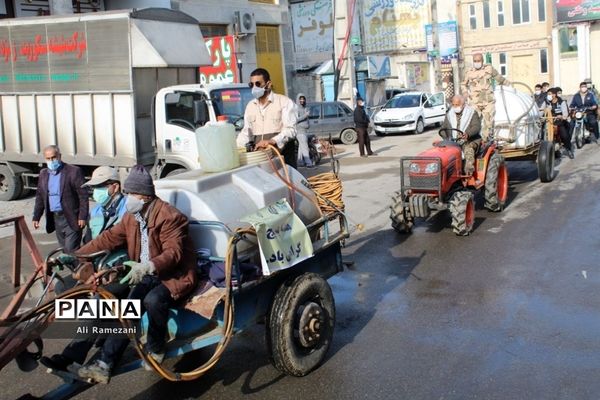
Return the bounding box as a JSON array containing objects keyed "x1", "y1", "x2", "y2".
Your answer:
[
  {"x1": 32, "y1": 145, "x2": 88, "y2": 252},
  {"x1": 236, "y1": 68, "x2": 298, "y2": 167}
]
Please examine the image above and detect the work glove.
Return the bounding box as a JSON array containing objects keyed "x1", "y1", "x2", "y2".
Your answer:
[
  {"x1": 57, "y1": 254, "x2": 77, "y2": 266},
  {"x1": 120, "y1": 261, "x2": 155, "y2": 285}
]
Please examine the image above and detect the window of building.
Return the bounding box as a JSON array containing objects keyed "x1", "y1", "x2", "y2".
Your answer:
[
  {"x1": 540, "y1": 48, "x2": 548, "y2": 73},
  {"x1": 483, "y1": 1, "x2": 491, "y2": 28},
  {"x1": 559, "y1": 27, "x2": 578, "y2": 54},
  {"x1": 538, "y1": 0, "x2": 545, "y2": 21},
  {"x1": 499, "y1": 52, "x2": 507, "y2": 75},
  {"x1": 200, "y1": 25, "x2": 228, "y2": 38},
  {"x1": 497, "y1": 1, "x2": 505, "y2": 26},
  {"x1": 469, "y1": 4, "x2": 477, "y2": 30},
  {"x1": 512, "y1": 0, "x2": 530, "y2": 24}
]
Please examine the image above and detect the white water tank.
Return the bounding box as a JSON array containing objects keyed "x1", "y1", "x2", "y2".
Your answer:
[
  {"x1": 155, "y1": 160, "x2": 321, "y2": 258},
  {"x1": 494, "y1": 86, "x2": 541, "y2": 149}
]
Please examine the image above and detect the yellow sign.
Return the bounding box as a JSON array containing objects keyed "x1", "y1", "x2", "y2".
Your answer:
[
  {"x1": 362, "y1": 0, "x2": 429, "y2": 53},
  {"x1": 241, "y1": 199, "x2": 314, "y2": 276}
]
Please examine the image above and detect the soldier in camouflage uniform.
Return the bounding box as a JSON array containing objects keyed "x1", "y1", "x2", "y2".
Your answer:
[{"x1": 461, "y1": 53, "x2": 510, "y2": 141}]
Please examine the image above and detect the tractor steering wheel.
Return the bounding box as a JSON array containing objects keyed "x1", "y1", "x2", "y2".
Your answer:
[{"x1": 438, "y1": 127, "x2": 466, "y2": 142}]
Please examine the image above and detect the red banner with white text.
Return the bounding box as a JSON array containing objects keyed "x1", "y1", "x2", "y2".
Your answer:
[{"x1": 199, "y1": 35, "x2": 238, "y2": 85}]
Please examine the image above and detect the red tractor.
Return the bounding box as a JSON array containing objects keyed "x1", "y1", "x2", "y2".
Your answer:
[{"x1": 390, "y1": 128, "x2": 509, "y2": 236}]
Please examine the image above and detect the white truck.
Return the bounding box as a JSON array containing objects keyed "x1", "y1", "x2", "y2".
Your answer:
[{"x1": 0, "y1": 8, "x2": 253, "y2": 200}]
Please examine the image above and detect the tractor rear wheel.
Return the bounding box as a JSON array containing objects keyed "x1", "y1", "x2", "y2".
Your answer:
[
  {"x1": 267, "y1": 273, "x2": 335, "y2": 377},
  {"x1": 449, "y1": 191, "x2": 475, "y2": 236},
  {"x1": 484, "y1": 153, "x2": 508, "y2": 212},
  {"x1": 537, "y1": 140, "x2": 555, "y2": 183},
  {"x1": 390, "y1": 191, "x2": 413, "y2": 233}
]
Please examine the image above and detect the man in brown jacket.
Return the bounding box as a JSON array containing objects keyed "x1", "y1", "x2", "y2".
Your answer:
[{"x1": 74, "y1": 165, "x2": 197, "y2": 384}]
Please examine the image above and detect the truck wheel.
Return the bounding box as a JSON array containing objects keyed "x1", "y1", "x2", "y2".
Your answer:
[
  {"x1": 484, "y1": 154, "x2": 508, "y2": 212},
  {"x1": 0, "y1": 165, "x2": 23, "y2": 201},
  {"x1": 340, "y1": 129, "x2": 357, "y2": 145},
  {"x1": 267, "y1": 273, "x2": 335, "y2": 377},
  {"x1": 449, "y1": 191, "x2": 475, "y2": 236},
  {"x1": 390, "y1": 191, "x2": 413, "y2": 233},
  {"x1": 537, "y1": 140, "x2": 555, "y2": 183},
  {"x1": 414, "y1": 118, "x2": 424, "y2": 135}
]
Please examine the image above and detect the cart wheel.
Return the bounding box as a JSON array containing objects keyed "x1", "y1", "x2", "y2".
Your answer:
[
  {"x1": 267, "y1": 273, "x2": 335, "y2": 377},
  {"x1": 537, "y1": 140, "x2": 555, "y2": 183}
]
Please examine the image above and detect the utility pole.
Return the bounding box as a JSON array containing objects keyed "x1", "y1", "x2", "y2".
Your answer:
[
  {"x1": 430, "y1": 0, "x2": 441, "y2": 92},
  {"x1": 333, "y1": 0, "x2": 357, "y2": 107}
]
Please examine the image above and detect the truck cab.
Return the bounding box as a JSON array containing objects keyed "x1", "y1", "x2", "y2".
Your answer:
[{"x1": 154, "y1": 83, "x2": 253, "y2": 177}]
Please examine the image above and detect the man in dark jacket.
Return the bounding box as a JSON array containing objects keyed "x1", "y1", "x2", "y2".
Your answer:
[
  {"x1": 440, "y1": 95, "x2": 482, "y2": 175},
  {"x1": 353, "y1": 97, "x2": 376, "y2": 157},
  {"x1": 32, "y1": 145, "x2": 88, "y2": 252},
  {"x1": 73, "y1": 165, "x2": 197, "y2": 384},
  {"x1": 570, "y1": 81, "x2": 599, "y2": 142}
]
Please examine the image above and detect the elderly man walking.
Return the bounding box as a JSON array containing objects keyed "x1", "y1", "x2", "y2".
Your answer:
[
  {"x1": 32, "y1": 145, "x2": 88, "y2": 252},
  {"x1": 461, "y1": 53, "x2": 510, "y2": 141}
]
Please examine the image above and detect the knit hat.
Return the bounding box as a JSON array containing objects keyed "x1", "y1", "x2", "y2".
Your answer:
[{"x1": 123, "y1": 165, "x2": 155, "y2": 196}]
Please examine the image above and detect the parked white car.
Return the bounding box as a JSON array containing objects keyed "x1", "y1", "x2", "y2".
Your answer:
[{"x1": 373, "y1": 92, "x2": 447, "y2": 136}]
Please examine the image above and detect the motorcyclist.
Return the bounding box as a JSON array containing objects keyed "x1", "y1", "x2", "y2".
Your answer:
[
  {"x1": 439, "y1": 95, "x2": 482, "y2": 175},
  {"x1": 569, "y1": 81, "x2": 599, "y2": 143},
  {"x1": 544, "y1": 88, "x2": 574, "y2": 159}
]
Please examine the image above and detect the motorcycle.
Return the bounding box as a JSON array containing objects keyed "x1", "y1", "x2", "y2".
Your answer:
[
  {"x1": 570, "y1": 107, "x2": 594, "y2": 148},
  {"x1": 308, "y1": 135, "x2": 322, "y2": 166}
]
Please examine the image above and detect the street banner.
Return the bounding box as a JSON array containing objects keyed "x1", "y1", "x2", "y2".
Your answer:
[
  {"x1": 362, "y1": 0, "x2": 429, "y2": 53},
  {"x1": 290, "y1": 0, "x2": 334, "y2": 54},
  {"x1": 555, "y1": 0, "x2": 600, "y2": 23},
  {"x1": 367, "y1": 56, "x2": 392, "y2": 78},
  {"x1": 425, "y1": 21, "x2": 458, "y2": 59},
  {"x1": 199, "y1": 35, "x2": 238, "y2": 85},
  {"x1": 241, "y1": 199, "x2": 314, "y2": 276}
]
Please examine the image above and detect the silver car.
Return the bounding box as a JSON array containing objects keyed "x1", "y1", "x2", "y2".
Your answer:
[{"x1": 306, "y1": 101, "x2": 358, "y2": 144}]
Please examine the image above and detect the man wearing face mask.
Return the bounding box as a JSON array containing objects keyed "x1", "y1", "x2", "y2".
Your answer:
[
  {"x1": 82, "y1": 166, "x2": 127, "y2": 243},
  {"x1": 460, "y1": 53, "x2": 510, "y2": 141},
  {"x1": 71, "y1": 165, "x2": 197, "y2": 384},
  {"x1": 32, "y1": 145, "x2": 88, "y2": 252},
  {"x1": 534, "y1": 84, "x2": 545, "y2": 109},
  {"x1": 439, "y1": 95, "x2": 482, "y2": 175},
  {"x1": 295, "y1": 94, "x2": 314, "y2": 168},
  {"x1": 569, "y1": 81, "x2": 599, "y2": 143},
  {"x1": 236, "y1": 68, "x2": 298, "y2": 167}
]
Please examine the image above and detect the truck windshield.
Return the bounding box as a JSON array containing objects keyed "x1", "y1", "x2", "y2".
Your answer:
[
  {"x1": 165, "y1": 91, "x2": 206, "y2": 131},
  {"x1": 210, "y1": 88, "x2": 253, "y2": 125}
]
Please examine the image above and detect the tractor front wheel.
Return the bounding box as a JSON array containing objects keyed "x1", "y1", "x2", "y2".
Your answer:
[
  {"x1": 390, "y1": 191, "x2": 413, "y2": 233},
  {"x1": 449, "y1": 191, "x2": 475, "y2": 236},
  {"x1": 484, "y1": 153, "x2": 509, "y2": 212}
]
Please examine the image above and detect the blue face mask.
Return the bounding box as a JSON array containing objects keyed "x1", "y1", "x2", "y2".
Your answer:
[
  {"x1": 47, "y1": 160, "x2": 61, "y2": 171},
  {"x1": 93, "y1": 187, "x2": 111, "y2": 206}
]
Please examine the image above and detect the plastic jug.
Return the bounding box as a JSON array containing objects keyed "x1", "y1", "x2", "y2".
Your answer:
[{"x1": 196, "y1": 116, "x2": 240, "y2": 172}]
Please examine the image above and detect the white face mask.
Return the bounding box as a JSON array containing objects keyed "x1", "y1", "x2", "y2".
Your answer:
[
  {"x1": 535, "y1": 90, "x2": 541, "y2": 95},
  {"x1": 252, "y1": 86, "x2": 266, "y2": 99},
  {"x1": 473, "y1": 62, "x2": 483, "y2": 69},
  {"x1": 452, "y1": 106, "x2": 463, "y2": 114},
  {"x1": 125, "y1": 195, "x2": 145, "y2": 214},
  {"x1": 547, "y1": 95, "x2": 553, "y2": 102}
]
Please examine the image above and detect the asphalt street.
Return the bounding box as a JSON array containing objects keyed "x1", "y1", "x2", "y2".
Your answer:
[{"x1": 2, "y1": 128, "x2": 600, "y2": 399}]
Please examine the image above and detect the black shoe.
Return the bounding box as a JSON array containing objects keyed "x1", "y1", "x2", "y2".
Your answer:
[
  {"x1": 367, "y1": 152, "x2": 378, "y2": 156},
  {"x1": 567, "y1": 149, "x2": 574, "y2": 159},
  {"x1": 40, "y1": 354, "x2": 73, "y2": 371}
]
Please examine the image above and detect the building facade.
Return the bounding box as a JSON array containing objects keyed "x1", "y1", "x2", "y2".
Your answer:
[{"x1": 458, "y1": 0, "x2": 553, "y2": 90}]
